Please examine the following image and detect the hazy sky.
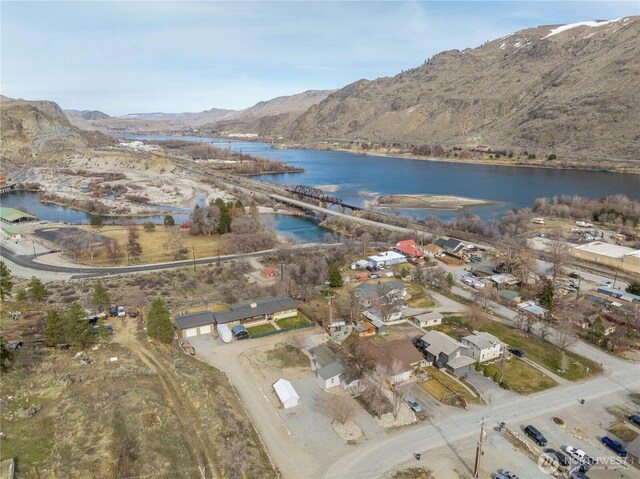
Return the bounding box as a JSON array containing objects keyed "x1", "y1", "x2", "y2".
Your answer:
[{"x1": 2, "y1": 1, "x2": 638, "y2": 114}]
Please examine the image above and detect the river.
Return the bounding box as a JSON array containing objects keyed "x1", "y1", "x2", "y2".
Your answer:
[
  {"x1": 119, "y1": 134, "x2": 640, "y2": 222},
  {"x1": 0, "y1": 190, "x2": 329, "y2": 243}
]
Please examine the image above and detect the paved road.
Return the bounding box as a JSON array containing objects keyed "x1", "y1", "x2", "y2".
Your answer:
[
  {"x1": 325, "y1": 355, "x2": 640, "y2": 479},
  {"x1": 0, "y1": 239, "x2": 339, "y2": 279}
]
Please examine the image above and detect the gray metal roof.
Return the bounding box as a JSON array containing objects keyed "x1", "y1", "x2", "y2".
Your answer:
[
  {"x1": 462, "y1": 332, "x2": 502, "y2": 351},
  {"x1": 422, "y1": 330, "x2": 466, "y2": 357},
  {"x1": 354, "y1": 280, "x2": 405, "y2": 299},
  {"x1": 212, "y1": 297, "x2": 296, "y2": 324},
  {"x1": 317, "y1": 361, "x2": 346, "y2": 380},
  {"x1": 310, "y1": 343, "x2": 341, "y2": 368},
  {"x1": 175, "y1": 310, "x2": 215, "y2": 330}
]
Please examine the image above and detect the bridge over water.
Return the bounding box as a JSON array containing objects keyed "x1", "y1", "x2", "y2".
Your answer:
[{"x1": 284, "y1": 185, "x2": 362, "y2": 213}]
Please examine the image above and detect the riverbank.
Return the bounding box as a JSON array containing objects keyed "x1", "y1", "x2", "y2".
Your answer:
[
  {"x1": 370, "y1": 194, "x2": 492, "y2": 210},
  {"x1": 273, "y1": 143, "x2": 640, "y2": 175}
]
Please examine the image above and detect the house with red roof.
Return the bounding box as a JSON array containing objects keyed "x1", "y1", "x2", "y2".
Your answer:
[
  {"x1": 394, "y1": 239, "x2": 424, "y2": 258},
  {"x1": 261, "y1": 267, "x2": 278, "y2": 278}
]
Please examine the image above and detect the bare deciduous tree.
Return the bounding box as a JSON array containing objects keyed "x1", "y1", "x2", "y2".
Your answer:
[
  {"x1": 103, "y1": 238, "x2": 121, "y2": 264},
  {"x1": 317, "y1": 394, "x2": 356, "y2": 424},
  {"x1": 545, "y1": 230, "x2": 569, "y2": 282},
  {"x1": 465, "y1": 302, "x2": 488, "y2": 330}
]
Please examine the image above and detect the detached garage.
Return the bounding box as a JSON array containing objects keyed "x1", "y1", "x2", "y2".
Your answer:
[
  {"x1": 273, "y1": 379, "x2": 299, "y2": 409},
  {"x1": 175, "y1": 311, "x2": 215, "y2": 338}
]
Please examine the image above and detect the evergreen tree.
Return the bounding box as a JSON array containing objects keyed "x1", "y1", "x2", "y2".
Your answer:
[
  {"x1": 28, "y1": 276, "x2": 48, "y2": 303},
  {"x1": 64, "y1": 303, "x2": 95, "y2": 348},
  {"x1": 328, "y1": 263, "x2": 343, "y2": 287},
  {"x1": 147, "y1": 299, "x2": 174, "y2": 343},
  {"x1": 143, "y1": 221, "x2": 156, "y2": 232},
  {"x1": 92, "y1": 281, "x2": 111, "y2": 312},
  {"x1": 127, "y1": 224, "x2": 143, "y2": 262},
  {"x1": 446, "y1": 272, "x2": 454, "y2": 288},
  {"x1": 589, "y1": 317, "x2": 606, "y2": 344},
  {"x1": 214, "y1": 198, "x2": 232, "y2": 234},
  {"x1": 163, "y1": 215, "x2": 175, "y2": 226},
  {"x1": 45, "y1": 310, "x2": 64, "y2": 347},
  {"x1": 0, "y1": 261, "x2": 13, "y2": 301},
  {"x1": 626, "y1": 281, "x2": 640, "y2": 295},
  {"x1": 15, "y1": 289, "x2": 28, "y2": 302},
  {"x1": 90, "y1": 214, "x2": 103, "y2": 227},
  {"x1": 0, "y1": 337, "x2": 14, "y2": 372},
  {"x1": 539, "y1": 279, "x2": 555, "y2": 310}
]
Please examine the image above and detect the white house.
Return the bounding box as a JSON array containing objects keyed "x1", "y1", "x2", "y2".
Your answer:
[
  {"x1": 461, "y1": 332, "x2": 504, "y2": 362},
  {"x1": 273, "y1": 379, "x2": 300, "y2": 409},
  {"x1": 413, "y1": 311, "x2": 443, "y2": 328},
  {"x1": 309, "y1": 344, "x2": 346, "y2": 389},
  {"x1": 368, "y1": 251, "x2": 407, "y2": 268}
]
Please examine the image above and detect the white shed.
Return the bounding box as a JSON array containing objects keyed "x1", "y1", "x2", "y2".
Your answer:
[{"x1": 273, "y1": 379, "x2": 300, "y2": 409}]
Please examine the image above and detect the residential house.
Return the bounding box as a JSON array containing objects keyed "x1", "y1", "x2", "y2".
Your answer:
[
  {"x1": 353, "y1": 321, "x2": 376, "y2": 338},
  {"x1": 394, "y1": 239, "x2": 424, "y2": 258},
  {"x1": 585, "y1": 291, "x2": 624, "y2": 308},
  {"x1": 363, "y1": 339, "x2": 426, "y2": 384},
  {"x1": 461, "y1": 332, "x2": 504, "y2": 362},
  {"x1": 413, "y1": 311, "x2": 443, "y2": 328},
  {"x1": 353, "y1": 280, "x2": 407, "y2": 310},
  {"x1": 273, "y1": 379, "x2": 299, "y2": 409},
  {"x1": 489, "y1": 273, "x2": 520, "y2": 289},
  {"x1": 175, "y1": 310, "x2": 216, "y2": 338},
  {"x1": 261, "y1": 267, "x2": 278, "y2": 279},
  {"x1": 362, "y1": 307, "x2": 403, "y2": 324},
  {"x1": 517, "y1": 300, "x2": 548, "y2": 318},
  {"x1": 370, "y1": 318, "x2": 389, "y2": 335},
  {"x1": 435, "y1": 237, "x2": 469, "y2": 256},
  {"x1": 422, "y1": 243, "x2": 445, "y2": 258},
  {"x1": 212, "y1": 297, "x2": 297, "y2": 327},
  {"x1": 577, "y1": 315, "x2": 617, "y2": 336},
  {"x1": 368, "y1": 251, "x2": 408, "y2": 268},
  {"x1": 418, "y1": 330, "x2": 475, "y2": 376},
  {"x1": 309, "y1": 343, "x2": 346, "y2": 389}
]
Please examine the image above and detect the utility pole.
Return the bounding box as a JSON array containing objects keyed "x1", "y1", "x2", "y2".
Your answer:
[
  {"x1": 498, "y1": 347, "x2": 506, "y2": 383},
  {"x1": 280, "y1": 262, "x2": 285, "y2": 282},
  {"x1": 612, "y1": 259, "x2": 622, "y2": 289},
  {"x1": 192, "y1": 247, "x2": 197, "y2": 272},
  {"x1": 32, "y1": 242, "x2": 37, "y2": 259},
  {"x1": 217, "y1": 246, "x2": 221, "y2": 267},
  {"x1": 473, "y1": 417, "x2": 487, "y2": 479}
]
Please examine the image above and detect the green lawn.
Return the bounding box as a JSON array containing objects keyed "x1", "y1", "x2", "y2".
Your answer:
[
  {"x1": 432, "y1": 316, "x2": 470, "y2": 340},
  {"x1": 275, "y1": 313, "x2": 310, "y2": 329},
  {"x1": 480, "y1": 358, "x2": 557, "y2": 394},
  {"x1": 406, "y1": 284, "x2": 436, "y2": 309},
  {"x1": 422, "y1": 367, "x2": 482, "y2": 404},
  {"x1": 479, "y1": 322, "x2": 602, "y2": 381},
  {"x1": 246, "y1": 323, "x2": 277, "y2": 336}
]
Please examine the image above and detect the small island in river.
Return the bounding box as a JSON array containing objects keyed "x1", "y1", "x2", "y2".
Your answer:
[{"x1": 370, "y1": 194, "x2": 492, "y2": 210}]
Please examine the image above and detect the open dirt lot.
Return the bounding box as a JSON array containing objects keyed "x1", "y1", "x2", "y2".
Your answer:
[{"x1": 0, "y1": 302, "x2": 275, "y2": 479}]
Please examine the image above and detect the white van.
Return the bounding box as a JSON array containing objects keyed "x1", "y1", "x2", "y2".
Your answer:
[{"x1": 216, "y1": 323, "x2": 232, "y2": 343}]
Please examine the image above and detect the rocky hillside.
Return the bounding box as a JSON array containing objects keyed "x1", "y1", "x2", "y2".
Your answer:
[
  {"x1": 286, "y1": 18, "x2": 640, "y2": 160},
  {"x1": 1, "y1": 98, "x2": 113, "y2": 168},
  {"x1": 66, "y1": 109, "x2": 111, "y2": 120},
  {"x1": 205, "y1": 89, "x2": 335, "y2": 134}
]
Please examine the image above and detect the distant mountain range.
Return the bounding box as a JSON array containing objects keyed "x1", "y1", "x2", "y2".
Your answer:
[
  {"x1": 284, "y1": 17, "x2": 640, "y2": 160},
  {"x1": 4, "y1": 17, "x2": 639, "y2": 166}
]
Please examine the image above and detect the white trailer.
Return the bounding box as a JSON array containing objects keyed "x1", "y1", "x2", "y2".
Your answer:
[{"x1": 216, "y1": 323, "x2": 233, "y2": 343}]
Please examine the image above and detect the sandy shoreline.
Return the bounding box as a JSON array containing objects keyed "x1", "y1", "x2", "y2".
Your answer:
[{"x1": 370, "y1": 194, "x2": 492, "y2": 210}]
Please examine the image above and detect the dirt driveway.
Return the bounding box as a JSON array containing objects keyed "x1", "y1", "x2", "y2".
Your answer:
[{"x1": 189, "y1": 330, "x2": 324, "y2": 478}]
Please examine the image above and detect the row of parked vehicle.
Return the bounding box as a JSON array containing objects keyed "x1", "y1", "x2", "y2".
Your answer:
[
  {"x1": 108, "y1": 304, "x2": 140, "y2": 318},
  {"x1": 216, "y1": 323, "x2": 249, "y2": 343}
]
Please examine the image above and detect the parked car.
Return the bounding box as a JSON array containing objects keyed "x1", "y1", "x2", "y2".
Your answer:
[
  {"x1": 601, "y1": 280, "x2": 613, "y2": 287},
  {"x1": 544, "y1": 448, "x2": 570, "y2": 467},
  {"x1": 109, "y1": 304, "x2": 119, "y2": 317},
  {"x1": 406, "y1": 397, "x2": 422, "y2": 413},
  {"x1": 524, "y1": 425, "x2": 547, "y2": 446},
  {"x1": 628, "y1": 414, "x2": 640, "y2": 426},
  {"x1": 128, "y1": 308, "x2": 140, "y2": 318},
  {"x1": 564, "y1": 446, "x2": 594, "y2": 471},
  {"x1": 231, "y1": 324, "x2": 249, "y2": 340},
  {"x1": 117, "y1": 306, "x2": 126, "y2": 318},
  {"x1": 601, "y1": 436, "x2": 627, "y2": 457},
  {"x1": 501, "y1": 472, "x2": 519, "y2": 479},
  {"x1": 509, "y1": 348, "x2": 525, "y2": 358},
  {"x1": 568, "y1": 272, "x2": 580, "y2": 279}
]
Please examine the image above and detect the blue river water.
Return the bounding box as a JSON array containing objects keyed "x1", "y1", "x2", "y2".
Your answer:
[
  {"x1": 119, "y1": 134, "x2": 640, "y2": 222},
  {"x1": 0, "y1": 190, "x2": 329, "y2": 243}
]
